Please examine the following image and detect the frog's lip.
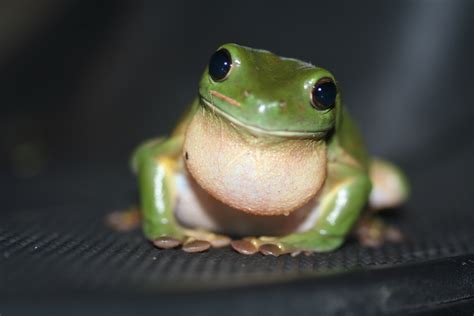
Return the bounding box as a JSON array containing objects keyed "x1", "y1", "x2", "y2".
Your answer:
[{"x1": 200, "y1": 97, "x2": 330, "y2": 138}]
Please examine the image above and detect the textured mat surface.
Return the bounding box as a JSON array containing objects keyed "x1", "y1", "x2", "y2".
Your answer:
[
  {"x1": 1, "y1": 204, "x2": 474, "y2": 315},
  {"x1": 1, "y1": 197, "x2": 473, "y2": 293}
]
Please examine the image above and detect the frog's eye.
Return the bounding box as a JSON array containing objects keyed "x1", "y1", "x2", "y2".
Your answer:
[
  {"x1": 311, "y1": 78, "x2": 337, "y2": 110},
  {"x1": 208, "y1": 49, "x2": 232, "y2": 81}
]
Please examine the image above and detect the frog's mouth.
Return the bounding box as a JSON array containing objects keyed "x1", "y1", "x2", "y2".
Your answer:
[{"x1": 199, "y1": 96, "x2": 330, "y2": 139}]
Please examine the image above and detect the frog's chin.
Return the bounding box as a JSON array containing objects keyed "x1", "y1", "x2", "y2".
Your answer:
[
  {"x1": 199, "y1": 97, "x2": 328, "y2": 139},
  {"x1": 183, "y1": 105, "x2": 328, "y2": 216}
]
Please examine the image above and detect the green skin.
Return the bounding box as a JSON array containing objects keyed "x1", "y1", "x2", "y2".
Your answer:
[{"x1": 131, "y1": 43, "x2": 409, "y2": 254}]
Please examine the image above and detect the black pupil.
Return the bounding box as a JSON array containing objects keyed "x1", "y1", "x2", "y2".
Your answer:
[
  {"x1": 313, "y1": 81, "x2": 337, "y2": 109},
  {"x1": 209, "y1": 49, "x2": 232, "y2": 81}
]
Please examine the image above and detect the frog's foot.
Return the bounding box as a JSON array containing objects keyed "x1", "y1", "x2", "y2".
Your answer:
[
  {"x1": 105, "y1": 207, "x2": 141, "y2": 232},
  {"x1": 152, "y1": 228, "x2": 231, "y2": 253},
  {"x1": 352, "y1": 217, "x2": 404, "y2": 247},
  {"x1": 231, "y1": 232, "x2": 345, "y2": 257},
  {"x1": 369, "y1": 158, "x2": 410, "y2": 211}
]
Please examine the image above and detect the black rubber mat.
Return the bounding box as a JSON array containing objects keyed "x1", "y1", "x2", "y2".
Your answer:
[
  {"x1": 2, "y1": 205, "x2": 473, "y2": 294},
  {"x1": 1, "y1": 206, "x2": 474, "y2": 315}
]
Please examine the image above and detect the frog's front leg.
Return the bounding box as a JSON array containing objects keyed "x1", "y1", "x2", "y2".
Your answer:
[
  {"x1": 132, "y1": 136, "x2": 230, "y2": 252},
  {"x1": 132, "y1": 136, "x2": 184, "y2": 244},
  {"x1": 237, "y1": 163, "x2": 372, "y2": 256}
]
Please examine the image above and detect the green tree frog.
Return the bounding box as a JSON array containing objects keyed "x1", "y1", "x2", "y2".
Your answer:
[{"x1": 131, "y1": 44, "x2": 409, "y2": 256}]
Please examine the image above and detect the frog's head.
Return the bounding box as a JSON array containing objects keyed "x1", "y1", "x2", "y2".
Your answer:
[{"x1": 198, "y1": 43, "x2": 339, "y2": 138}]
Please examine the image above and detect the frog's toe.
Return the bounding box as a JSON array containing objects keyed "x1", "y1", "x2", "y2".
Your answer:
[
  {"x1": 208, "y1": 235, "x2": 232, "y2": 248},
  {"x1": 353, "y1": 217, "x2": 404, "y2": 247},
  {"x1": 183, "y1": 229, "x2": 231, "y2": 248},
  {"x1": 230, "y1": 234, "x2": 343, "y2": 256},
  {"x1": 257, "y1": 242, "x2": 314, "y2": 257},
  {"x1": 278, "y1": 233, "x2": 345, "y2": 253},
  {"x1": 384, "y1": 225, "x2": 404, "y2": 242},
  {"x1": 231, "y1": 240, "x2": 258, "y2": 255},
  {"x1": 153, "y1": 236, "x2": 182, "y2": 249},
  {"x1": 259, "y1": 243, "x2": 284, "y2": 256},
  {"x1": 151, "y1": 229, "x2": 231, "y2": 253},
  {"x1": 230, "y1": 237, "x2": 287, "y2": 256},
  {"x1": 252, "y1": 236, "x2": 294, "y2": 256},
  {"x1": 106, "y1": 207, "x2": 141, "y2": 232},
  {"x1": 258, "y1": 242, "x2": 319, "y2": 256},
  {"x1": 182, "y1": 239, "x2": 211, "y2": 253}
]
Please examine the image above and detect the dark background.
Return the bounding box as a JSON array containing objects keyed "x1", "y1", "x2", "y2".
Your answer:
[{"x1": 1, "y1": 1, "x2": 473, "y2": 315}]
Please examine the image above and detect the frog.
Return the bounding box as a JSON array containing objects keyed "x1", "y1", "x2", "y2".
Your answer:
[{"x1": 130, "y1": 43, "x2": 410, "y2": 256}]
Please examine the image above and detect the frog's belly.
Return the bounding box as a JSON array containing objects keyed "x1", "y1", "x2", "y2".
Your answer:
[{"x1": 174, "y1": 171, "x2": 322, "y2": 236}]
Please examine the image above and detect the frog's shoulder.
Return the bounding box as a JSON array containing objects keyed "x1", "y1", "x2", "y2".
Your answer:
[{"x1": 327, "y1": 105, "x2": 370, "y2": 169}]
